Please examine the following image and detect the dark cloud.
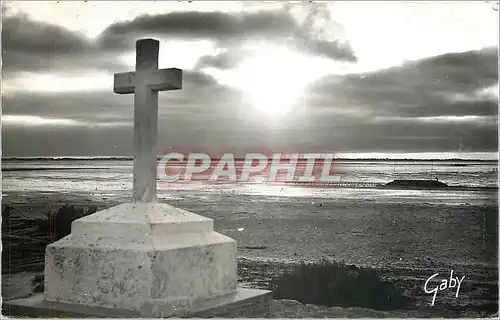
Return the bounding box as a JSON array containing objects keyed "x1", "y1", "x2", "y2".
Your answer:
[
  {"x1": 3, "y1": 110, "x2": 497, "y2": 157},
  {"x1": 1, "y1": 89, "x2": 295, "y2": 157},
  {"x1": 284, "y1": 2, "x2": 357, "y2": 62},
  {"x1": 99, "y1": 7, "x2": 357, "y2": 63},
  {"x1": 3, "y1": 46, "x2": 497, "y2": 156},
  {"x1": 2, "y1": 13, "x2": 127, "y2": 76},
  {"x1": 100, "y1": 10, "x2": 296, "y2": 44},
  {"x1": 3, "y1": 50, "x2": 126, "y2": 76},
  {"x1": 397, "y1": 100, "x2": 498, "y2": 118},
  {"x1": 2, "y1": 91, "x2": 132, "y2": 123},
  {"x1": 3, "y1": 4, "x2": 356, "y2": 78},
  {"x1": 308, "y1": 47, "x2": 499, "y2": 119},
  {"x1": 195, "y1": 40, "x2": 357, "y2": 72},
  {"x1": 2, "y1": 125, "x2": 134, "y2": 157},
  {"x1": 299, "y1": 39, "x2": 356, "y2": 63},
  {"x1": 2, "y1": 6, "x2": 497, "y2": 156},
  {"x1": 182, "y1": 70, "x2": 221, "y2": 87},
  {"x1": 195, "y1": 49, "x2": 245, "y2": 70},
  {"x1": 352, "y1": 47, "x2": 498, "y2": 94},
  {"x1": 3, "y1": 84, "x2": 497, "y2": 158},
  {"x1": 3, "y1": 14, "x2": 91, "y2": 53},
  {"x1": 2, "y1": 68, "x2": 232, "y2": 124}
]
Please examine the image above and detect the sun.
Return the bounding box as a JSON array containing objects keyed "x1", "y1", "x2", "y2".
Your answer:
[
  {"x1": 235, "y1": 56, "x2": 300, "y2": 116},
  {"x1": 220, "y1": 45, "x2": 325, "y2": 117}
]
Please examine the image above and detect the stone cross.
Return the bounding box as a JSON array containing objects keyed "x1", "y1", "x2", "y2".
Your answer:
[{"x1": 114, "y1": 39, "x2": 182, "y2": 202}]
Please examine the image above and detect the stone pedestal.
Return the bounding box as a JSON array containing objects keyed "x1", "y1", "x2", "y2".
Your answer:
[{"x1": 4, "y1": 203, "x2": 271, "y2": 317}]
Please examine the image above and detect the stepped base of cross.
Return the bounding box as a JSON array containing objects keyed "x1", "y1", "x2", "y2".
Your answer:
[{"x1": 3, "y1": 203, "x2": 272, "y2": 318}]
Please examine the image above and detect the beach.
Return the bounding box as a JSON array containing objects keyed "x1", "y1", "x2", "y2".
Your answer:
[{"x1": 1, "y1": 158, "x2": 498, "y2": 316}]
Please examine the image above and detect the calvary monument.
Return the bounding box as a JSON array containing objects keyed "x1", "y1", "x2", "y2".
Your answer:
[{"x1": 4, "y1": 39, "x2": 271, "y2": 318}]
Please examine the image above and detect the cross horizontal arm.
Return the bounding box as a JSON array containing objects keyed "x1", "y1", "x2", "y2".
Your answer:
[{"x1": 113, "y1": 68, "x2": 183, "y2": 94}]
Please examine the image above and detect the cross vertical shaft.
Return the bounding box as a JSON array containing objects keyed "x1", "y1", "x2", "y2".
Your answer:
[
  {"x1": 113, "y1": 38, "x2": 182, "y2": 203},
  {"x1": 134, "y1": 39, "x2": 159, "y2": 203}
]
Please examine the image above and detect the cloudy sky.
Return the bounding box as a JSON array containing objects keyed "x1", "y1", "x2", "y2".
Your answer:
[{"x1": 2, "y1": 1, "x2": 499, "y2": 157}]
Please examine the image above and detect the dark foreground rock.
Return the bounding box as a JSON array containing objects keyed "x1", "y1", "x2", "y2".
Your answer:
[{"x1": 385, "y1": 179, "x2": 448, "y2": 188}]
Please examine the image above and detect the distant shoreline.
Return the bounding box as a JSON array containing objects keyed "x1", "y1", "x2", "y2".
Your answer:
[
  {"x1": 2, "y1": 157, "x2": 498, "y2": 162},
  {"x1": 1, "y1": 167, "x2": 111, "y2": 172}
]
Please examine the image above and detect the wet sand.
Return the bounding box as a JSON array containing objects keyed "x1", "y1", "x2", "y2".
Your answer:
[{"x1": 2, "y1": 190, "x2": 498, "y2": 314}]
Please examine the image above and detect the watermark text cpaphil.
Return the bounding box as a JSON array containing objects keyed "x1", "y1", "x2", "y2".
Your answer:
[{"x1": 157, "y1": 152, "x2": 342, "y2": 183}]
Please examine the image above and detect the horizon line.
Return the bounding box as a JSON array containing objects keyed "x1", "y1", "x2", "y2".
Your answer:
[{"x1": 2, "y1": 154, "x2": 498, "y2": 162}]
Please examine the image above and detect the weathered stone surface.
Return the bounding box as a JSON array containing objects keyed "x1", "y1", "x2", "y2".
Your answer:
[
  {"x1": 43, "y1": 202, "x2": 238, "y2": 317},
  {"x1": 3, "y1": 289, "x2": 272, "y2": 318}
]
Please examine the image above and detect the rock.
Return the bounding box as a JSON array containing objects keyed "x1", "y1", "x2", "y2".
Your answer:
[{"x1": 384, "y1": 179, "x2": 448, "y2": 189}]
